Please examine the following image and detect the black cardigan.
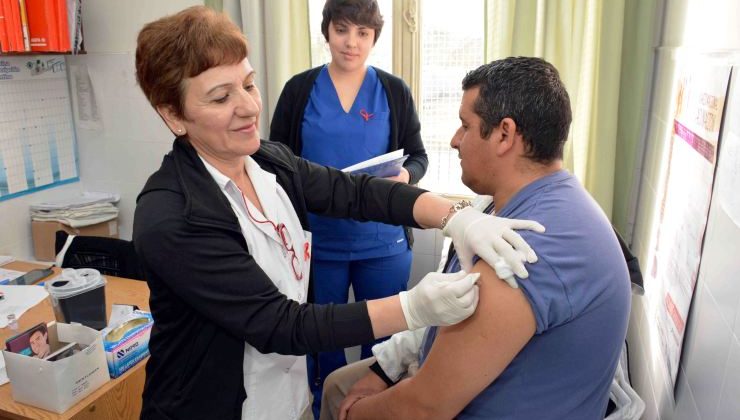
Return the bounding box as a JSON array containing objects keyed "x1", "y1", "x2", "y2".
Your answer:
[
  {"x1": 269, "y1": 65, "x2": 428, "y2": 184},
  {"x1": 133, "y1": 139, "x2": 425, "y2": 420}
]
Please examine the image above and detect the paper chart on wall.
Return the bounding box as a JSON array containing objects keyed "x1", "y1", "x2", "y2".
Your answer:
[
  {"x1": 69, "y1": 63, "x2": 103, "y2": 131},
  {"x1": 0, "y1": 56, "x2": 79, "y2": 202},
  {"x1": 646, "y1": 62, "x2": 731, "y2": 392}
]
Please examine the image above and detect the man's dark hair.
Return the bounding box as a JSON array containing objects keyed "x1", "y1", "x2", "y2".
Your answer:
[
  {"x1": 321, "y1": 0, "x2": 384, "y2": 44},
  {"x1": 462, "y1": 57, "x2": 572, "y2": 164}
]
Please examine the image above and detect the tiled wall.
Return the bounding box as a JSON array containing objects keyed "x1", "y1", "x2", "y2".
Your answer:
[{"x1": 408, "y1": 228, "x2": 446, "y2": 287}]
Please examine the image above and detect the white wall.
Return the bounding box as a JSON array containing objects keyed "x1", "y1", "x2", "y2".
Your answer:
[
  {"x1": 628, "y1": 0, "x2": 740, "y2": 419},
  {"x1": 0, "y1": 184, "x2": 82, "y2": 260},
  {"x1": 72, "y1": 0, "x2": 202, "y2": 242},
  {"x1": 0, "y1": 1, "x2": 201, "y2": 261}
]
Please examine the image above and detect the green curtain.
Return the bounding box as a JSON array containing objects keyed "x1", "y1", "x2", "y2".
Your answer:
[
  {"x1": 205, "y1": 0, "x2": 223, "y2": 12},
  {"x1": 239, "y1": 0, "x2": 311, "y2": 133},
  {"x1": 611, "y1": 0, "x2": 659, "y2": 239},
  {"x1": 485, "y1": 0, "x2": 627, "y2": 219}
]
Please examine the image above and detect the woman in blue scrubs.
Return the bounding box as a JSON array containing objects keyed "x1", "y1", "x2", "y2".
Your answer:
[{"x1": 270, "y1": 0, "x2": 426, "y2": 415}]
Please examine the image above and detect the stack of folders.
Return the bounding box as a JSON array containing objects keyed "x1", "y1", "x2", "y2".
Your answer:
[
  {"x1": 30, "y1": 191, "x2": 120, "y2": 228},
  {"x1": 0, "y1": 0, "x2": 84, "y2": 54}
]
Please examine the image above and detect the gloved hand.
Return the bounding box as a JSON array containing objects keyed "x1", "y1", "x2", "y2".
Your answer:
[
  {"x1": 443, "y1": 207, "x2": 545, "y2": 285},
  {"x1": 399, "y1": 271, "x2": 480, "y2": 330}
]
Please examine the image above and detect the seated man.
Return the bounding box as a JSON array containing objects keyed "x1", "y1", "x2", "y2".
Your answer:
[{"x1": 323, "y1": 57, "x2": 632, "y2": 420}]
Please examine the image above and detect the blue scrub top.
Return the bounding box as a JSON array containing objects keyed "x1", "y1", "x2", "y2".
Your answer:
[{"x1": 301, "y1": 66, "x2": 407, "y2": 260}]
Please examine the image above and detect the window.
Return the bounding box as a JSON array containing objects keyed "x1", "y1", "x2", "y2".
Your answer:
[
  {"x1": 418, "y1": 2, "x2": 483, "y2": 195},
  {"x1": 308, "y1": 0, "x2": 484, "y2": 195}
]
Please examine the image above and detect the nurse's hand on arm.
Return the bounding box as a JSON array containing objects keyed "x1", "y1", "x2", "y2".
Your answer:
[
  {"x1": 366, "y1": 271, "x2": 480, "y2": 338},
  {"x1": 412, "y1": 193, "x2": 545, "y2": 283}
]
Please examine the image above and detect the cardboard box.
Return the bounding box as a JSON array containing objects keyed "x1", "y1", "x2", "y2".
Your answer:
[
  {"x1": 3, "y1": 322, "x2": 111, "y2": 413},
  {"x1": 31, "y1": 219, "x2": 119, "y2": 261}
]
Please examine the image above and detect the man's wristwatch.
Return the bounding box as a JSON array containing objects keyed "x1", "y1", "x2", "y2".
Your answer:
[{"x1": 440, "y1": 199, "x2": 473, "y2": 229}]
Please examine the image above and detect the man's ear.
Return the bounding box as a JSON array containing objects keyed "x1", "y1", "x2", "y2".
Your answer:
[
  {"x1": 495, "y1": 117, "x2": 518, "y2": 155},
  {"x1": 157, "y1": 104, "x2": 185, "y2": 135}
]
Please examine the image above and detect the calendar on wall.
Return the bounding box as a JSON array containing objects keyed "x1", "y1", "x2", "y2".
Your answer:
[{"x1": 0, "y1": 56, "x2": 79, "y2": 202}]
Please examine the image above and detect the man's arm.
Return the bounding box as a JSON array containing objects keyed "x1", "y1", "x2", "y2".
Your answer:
[{"x1": 346, "y1": 259, "x2": 537, "y2": 420}]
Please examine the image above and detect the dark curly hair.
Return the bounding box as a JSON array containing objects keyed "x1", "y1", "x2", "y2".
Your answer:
[{"x1": 462, "y1": 57, "x2": 572, "y2": 164}]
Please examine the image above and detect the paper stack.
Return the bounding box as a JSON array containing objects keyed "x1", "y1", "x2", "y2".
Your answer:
[
  {"x1": 30, "y1": 192, "x2": 120, "y2": 228},
  {"x1": 342, "y1": 150, "x2": 409, "y2": 178}
]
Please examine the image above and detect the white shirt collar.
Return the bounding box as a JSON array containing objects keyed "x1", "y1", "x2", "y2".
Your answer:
[
  {"x1": 198, "y1": 155, "x2": 279, "y2": 220},
  {"x1": 199, "y1": 156, "x2": 233, "y2": 189},
  {"x1": 245, "y1": 157, "x2": 278, "y2": 220}
]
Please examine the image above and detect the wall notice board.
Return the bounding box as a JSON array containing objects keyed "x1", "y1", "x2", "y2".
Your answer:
[
  {"x1": 0, "y1": 56, "x2": 78, "y2": 202},
  {"x1": 646, "y1": 58, "x2": 732, "y2": 393}
]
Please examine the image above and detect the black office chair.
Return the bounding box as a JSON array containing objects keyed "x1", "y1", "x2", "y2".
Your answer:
[
  {"x1": 614, "y1": 227, "x2": 644, "y2": 295},
  {"x1": 605, "y1": 227, "x2": 645, "y2": 418},
  {"x1": 54, "y1": 231, "x2": 145, "y2": 280}
]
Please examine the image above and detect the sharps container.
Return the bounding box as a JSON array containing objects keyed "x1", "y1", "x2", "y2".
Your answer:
[{"x1": 45, "y1": 268, "x2": 107, "y2": 330}]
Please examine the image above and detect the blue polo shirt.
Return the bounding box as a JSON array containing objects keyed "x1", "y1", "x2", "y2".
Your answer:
[{"x1": 419, "y1": 171, "x2": 631, "y2": 419}]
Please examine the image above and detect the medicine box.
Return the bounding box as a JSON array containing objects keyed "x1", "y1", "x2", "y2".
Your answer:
[{"x1": 101, "y1": 312, "x2": 153, "y2": 378}]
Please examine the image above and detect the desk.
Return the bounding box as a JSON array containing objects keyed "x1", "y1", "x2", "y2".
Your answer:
[{"x1": 0, "y1": 261, "x2": 150, "y2": 420}]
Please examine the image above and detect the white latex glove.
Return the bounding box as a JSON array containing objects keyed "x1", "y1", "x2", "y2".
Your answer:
[
  {"x1": 443, "y1": 207, "x2": 545, "y2": 284},
  {"x1": 399, "y1": 271, "x2": 480, "y2": 330}
]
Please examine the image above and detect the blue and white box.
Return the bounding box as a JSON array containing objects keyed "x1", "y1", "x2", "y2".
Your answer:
[{"x1": 101, "y1": 311, "x2": 153, "y2": 378}]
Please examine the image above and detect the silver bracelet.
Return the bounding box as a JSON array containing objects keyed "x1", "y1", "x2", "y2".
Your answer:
[{"x1": 440, "y1": 199, "x2": 473, "y2": 229}]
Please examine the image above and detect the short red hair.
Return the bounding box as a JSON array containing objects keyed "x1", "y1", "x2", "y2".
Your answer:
[{"x1": 135, "y1": 6, "x2": 248, "y2": 118}]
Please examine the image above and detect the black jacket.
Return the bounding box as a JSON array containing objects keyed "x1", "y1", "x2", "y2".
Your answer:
[
  {"x1": 269, "y1": 65, "x2": 428, "y2": 184},
  {"x1": 134, "y1": 139, "x2": 425, "y2": 419}
]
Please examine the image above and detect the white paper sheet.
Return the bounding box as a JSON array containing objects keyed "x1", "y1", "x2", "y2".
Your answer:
[
  {"x1": 0, "y1": 286, "x2": 50, "y2": 328},
  {"x1": 342, "y1": 150, "x2": 408, "y2": 177},
  {"x1": 0, "y1": 256, "x2": 16, "y2": 266},
  {"x1": 70, "y1": 63, "x2": 103, "y2": 131},
  {"x1": 0, "y1": 268, "x2": 25, "y2": 285},
  {"x1": 0, "y1": 352, "x2": 8, "y2": 386}
]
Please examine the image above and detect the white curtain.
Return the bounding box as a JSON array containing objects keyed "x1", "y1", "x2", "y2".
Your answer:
[
  {"x1": 237, "y1": 0, "x2": 312, "y2": 136},
  {"x1": 486, "y1": 0, "x2": 626, "y2": 218}
]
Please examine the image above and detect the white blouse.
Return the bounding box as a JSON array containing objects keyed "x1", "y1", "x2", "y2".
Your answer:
[{"x1": 201, "y1": 156, "x2": 312, "y2": 420}]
